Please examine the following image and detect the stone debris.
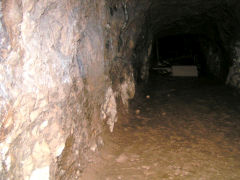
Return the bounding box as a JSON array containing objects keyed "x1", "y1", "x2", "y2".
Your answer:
[
  {"x1": 90, "y1": 142, "x2": 97, "y2": 152},
  {"x1": 144, "y1": 171, "x2": 154, "y2": 176},
  {"x1": 97, "y1": 136, "x2": 104, "y2": 147},
  {"x1": 136, "y1": 115, "x2": 150, "y2": 121},
  {"x1": 154, "y1": 162, "x2": 158, "y2": 166},
  {"x1": 142, "y1": 165, "x2": 150, "y2": 170},
  {"x1": 135, "y1": 109, "x2": 140, "y2": 114},
  {"x1": 117, "y1": 175, "x2": 122, "y2": 179},
  {"x1": 40, "y1": 120, "x2": 48, "y2": 130},
  {"x1": 30, "y1": 110, "x2": 41, "y2": 122},
  {"x1": 130, "y1": 154, "x2": 140, "y2": 162},
  {"x1": 116, "y1": 153, "x2": 128, "y2": 163},
  {"x1": 101, "y1": 87, "x2": 118, "y2": 132},
  {"x1": 30, "y1": 166, "x2": 49, "y2": 180},
  {"x1": 55, "y1": 144, "x2": 65, "y2": 157}
]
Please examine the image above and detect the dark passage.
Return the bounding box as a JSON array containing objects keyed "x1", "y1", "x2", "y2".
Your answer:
[
  {"x1": 150, "y1": 34, "x2": 207, "y2": 77},
  {"x1": 149, "y1": 33, "x2": 233, "y2": 82}
]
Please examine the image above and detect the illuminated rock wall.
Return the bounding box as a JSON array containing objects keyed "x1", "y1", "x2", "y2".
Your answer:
[{"x1": 0, "y1": 0, "x2": 149, "y2": 179}]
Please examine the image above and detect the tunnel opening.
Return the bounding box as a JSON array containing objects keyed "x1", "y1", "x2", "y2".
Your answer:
[
  {"x1": 147, "y1": 33, "x2": 235, "y2": 86},
  {"x1": 142, "y1": 0, "x2": 240, "y2": 88},
  {"x1": 149, "y1": 34, "x2": 208, "y2": 78}
]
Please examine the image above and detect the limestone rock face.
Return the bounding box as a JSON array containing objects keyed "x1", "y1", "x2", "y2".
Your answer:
[
  {"x1": 0, "y1": 0, "x2": 92, "y2": 179},
  {"x1": 0, "y1": 0, "x2": 150, "y2": 179}
]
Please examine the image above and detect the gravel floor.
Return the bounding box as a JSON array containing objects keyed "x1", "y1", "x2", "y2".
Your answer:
[{"x1": 82, "y1": 76, "x2": 240, "y2": 180}]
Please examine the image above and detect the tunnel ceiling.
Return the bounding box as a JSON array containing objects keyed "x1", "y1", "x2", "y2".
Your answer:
[{"x1": 148, "y1": 0, "x2": 240, "y2": 42}]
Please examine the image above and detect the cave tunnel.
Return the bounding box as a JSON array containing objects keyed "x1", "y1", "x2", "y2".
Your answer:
[
  {"x1": 1, "y1": 0, "x2": 240, "y2": 179},
  {"x1": 149, "y1": 34, "x2": 208, "y2": 77},
  {"x1": 148, "y1": 33, "x2": 231, "y2": 80}
]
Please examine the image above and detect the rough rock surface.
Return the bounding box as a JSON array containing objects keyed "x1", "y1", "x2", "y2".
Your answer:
[
  {"x1": 0, "y1": 0, "x2": 150, "y2": 179},
  {"x1": 227, "y1": 43, "x2": 240, "y2": 90}
]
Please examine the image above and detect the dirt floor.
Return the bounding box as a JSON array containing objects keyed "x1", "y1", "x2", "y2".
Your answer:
[{"x1": 82, "y1": 75, "x2": 240, "y2": 180}]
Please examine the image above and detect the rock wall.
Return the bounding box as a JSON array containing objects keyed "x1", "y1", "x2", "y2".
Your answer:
[
  {"x1": 0, "y1": 0, "x2": 150, "y2": 179},
  {"x1": 226, "y1": 2, "x2": 240, "y2": 90},
  {"x1": 226, "y1": 43, "x2": 240, "y2": 90},
  {"x1": 132, "y1": 18, "x2": 153, "y2": 83},
  {"x1": 198, "y1": 38, "x2": 223, "y2": 78}
]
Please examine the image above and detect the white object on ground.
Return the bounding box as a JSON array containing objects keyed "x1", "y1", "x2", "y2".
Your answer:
[{"x1": 172, "y1": 66, "x2": 198, "y2": 77}]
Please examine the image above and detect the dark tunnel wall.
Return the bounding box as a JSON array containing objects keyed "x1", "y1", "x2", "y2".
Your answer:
[
  {"x1": 149, "y1": 33, "x2": 233, "y2": 79},
  {"x1": 152, "y1": 35, "x2": 204, "y2": 65},
  {"x1": 146, "y1": 0, "x2": 240, "y2": 82}
]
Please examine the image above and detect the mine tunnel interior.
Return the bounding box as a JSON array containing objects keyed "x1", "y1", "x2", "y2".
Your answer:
[
  {"x1": 148, "y1": 34, "x2": 232, "y2": 81},
  {"x1": 1, "y1": 0, "x2": 240, "y2": 179},
  {"x1": 149, "y1": 40, "x2": 234, "y2": 84},
  {"x1": 145, "y1": 0, "x2": 240, "y2": 83}
]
